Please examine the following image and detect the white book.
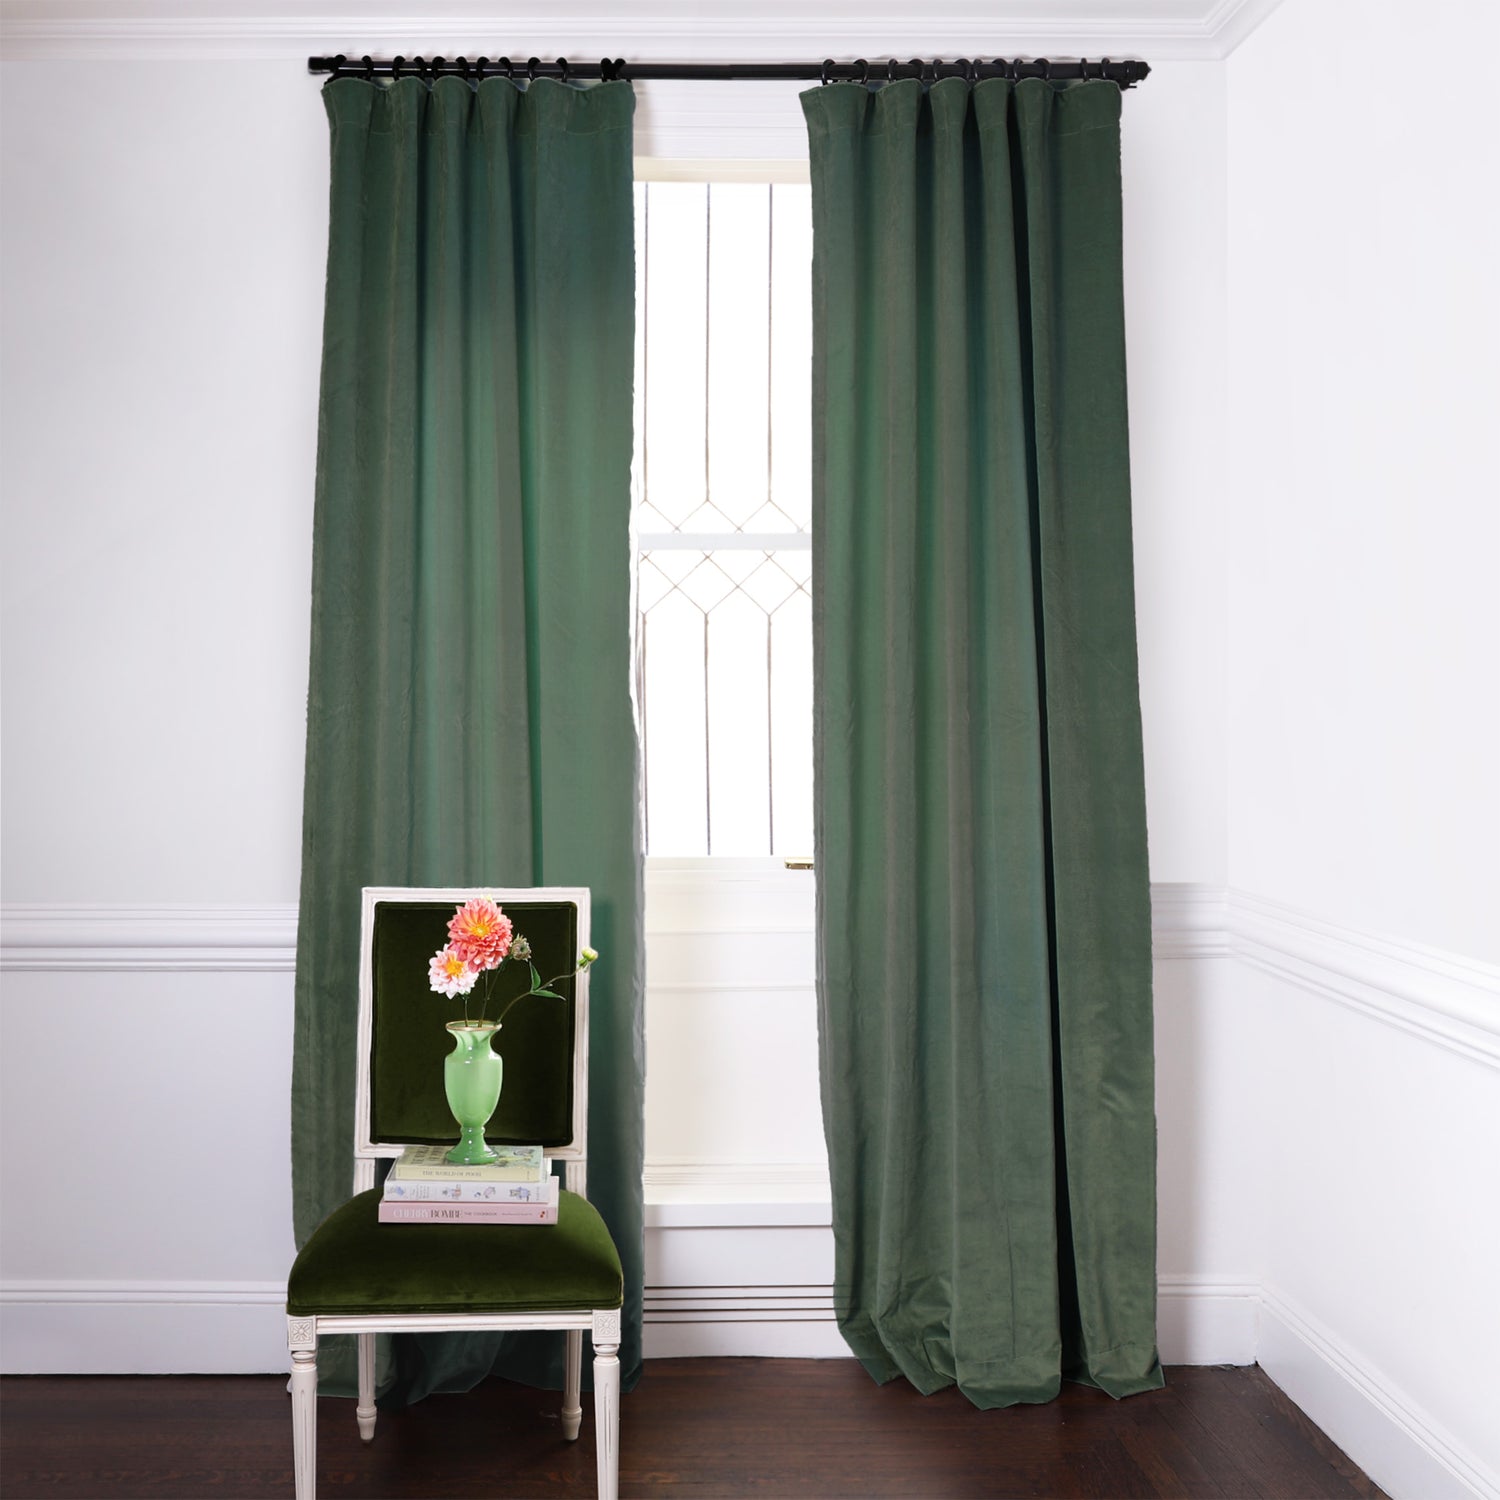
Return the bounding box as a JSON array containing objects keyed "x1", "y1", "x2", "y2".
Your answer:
[
  {"x1": 383, "y1": 1170, "x2": 554, "y2": 1203},
  {"x1": 388, "y1": 1143, "x2": 547, "y2": 1182}
]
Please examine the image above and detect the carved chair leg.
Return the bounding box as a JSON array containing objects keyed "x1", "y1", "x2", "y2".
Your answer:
[
  {"x1": 591, "y1": 1309, "x2": 622, "y2": 1500},
  {"x1": 562, "y1": 1328, "x2": 583, "y2": 1441},
  {"x1": 356, "y1": 1332, "x2": 377, "y2": 1442},
  {"x1": 287, "y1": 1319, "x2": 318, "y2": 1500}
]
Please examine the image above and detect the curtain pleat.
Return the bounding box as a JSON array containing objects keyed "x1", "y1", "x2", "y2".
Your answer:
[
  {"x1": 802, "y1": 77, "x2": 1162, "y2": 1408},
  {"x1": 292, "y1": 75, "x2": 644, "y2": 1402}
]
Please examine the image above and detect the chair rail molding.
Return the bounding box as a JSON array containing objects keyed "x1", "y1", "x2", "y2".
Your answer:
[
  {"x1": 0, "y1": 0, "x2": 1286, "y2": 63},
  {"x1": 0, "y1": 905, "x2": 299, "y2": 971},
  {"x1": 3, "y1": 882, "x2": 1228, "y2": 970},
  {"x1": 1150, "y1": 882, "x2": 1231, "y2": 959},
  {"x1": 7, "y1": 882, "x2": 1498, "y2": 1078},
  {"x1": 1228, "y1": 890, "x2": 1500, "y2": 1071}
]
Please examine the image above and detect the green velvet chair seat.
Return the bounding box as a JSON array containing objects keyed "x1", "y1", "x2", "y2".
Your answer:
[{"x1": 287, "y1": 1188, "x2": 623, "y2": 1318}]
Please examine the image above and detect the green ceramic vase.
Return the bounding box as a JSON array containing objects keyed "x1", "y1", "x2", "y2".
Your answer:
[{"x1": 443, "y1": 1020, "x2": 503, "y2": 1166}]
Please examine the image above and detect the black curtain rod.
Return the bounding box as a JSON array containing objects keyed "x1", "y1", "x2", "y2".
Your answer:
[{"x1": 307, "y1": 55, "x2": 1150, "y2": 89}]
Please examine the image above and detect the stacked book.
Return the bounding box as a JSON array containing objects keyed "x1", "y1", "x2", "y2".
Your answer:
[{"x1": 378, "y1": 1143, "x2": 560, "y2": 1224}]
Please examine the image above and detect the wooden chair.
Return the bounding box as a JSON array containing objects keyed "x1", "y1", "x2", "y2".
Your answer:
[{"x1": 285, "y1": 886, "x2": 622, "y2": 1499}]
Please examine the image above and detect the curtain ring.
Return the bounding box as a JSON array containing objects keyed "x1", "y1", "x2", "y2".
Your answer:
[
  {"x1": 557, "y1": 57, "x2": 569, "y2": 82},
  {"x1": 1038, "y1": 57, "x2": 1052, "y2": 80},
  {"x1": 391, "y1": 55, "x2": 404, "y2": 79},
  {"x1": 856, "y1": 58, "x2": 869, "y2": 85},
  {"x1": 526, "y1": 56, "x2": 539, "y2": 82},
  {"x1": 499, "y1": 56, "x2": 513, "y2": 79},
  {"x1": 432, "y1": 56, "x2": 446, "y2": 78},
  {"x1": 361, "y1": 54, "x2": 374, "y2": 80},
  {"x1": 820, "y1": 58, "x2": 832, "y2": 86},
  {"x1": 475, "y1": 56, "x2": 489, "y2": 79},
  {"x1": 330, "y1": 53, "x2": 346, "y2": 78}
]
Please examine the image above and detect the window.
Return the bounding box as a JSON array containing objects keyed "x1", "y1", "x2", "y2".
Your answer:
[
  {"x1": 634, "y1": 174, "x2": 825, "y2": 1213},
  {"x1": 632, "y1": 181, "x2": 814, "y2": 857}
]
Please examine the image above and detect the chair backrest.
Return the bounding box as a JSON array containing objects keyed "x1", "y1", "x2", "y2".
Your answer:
[{"x1": 353, "y1": 887, "x2": 591, "y2": 1174}]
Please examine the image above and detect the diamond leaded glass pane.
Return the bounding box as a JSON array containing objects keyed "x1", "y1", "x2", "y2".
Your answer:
[{"x1": 633, "y1": 181, "x2": 813, "y2": 856}]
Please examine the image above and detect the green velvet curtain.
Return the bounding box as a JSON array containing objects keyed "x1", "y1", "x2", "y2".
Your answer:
[
  {"x1": 802, "y1": 77, "x2": 1162, "y2": 1408},
  {"x1": 292, "y1": 75, "x2": 643, "y2": 1403}
]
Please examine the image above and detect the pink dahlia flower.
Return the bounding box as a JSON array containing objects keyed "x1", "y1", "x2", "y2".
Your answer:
[
  {"x1": 447, "y1": 897, "x2": 514, "y2": 972},
  {"x1": 429, "y1": 945, "x2": 479, "y2": 998}
]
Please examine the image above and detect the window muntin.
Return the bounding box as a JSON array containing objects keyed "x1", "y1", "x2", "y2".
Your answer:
[{"x1": 632, "y1": 181, "x2": 814, "y2": 857}]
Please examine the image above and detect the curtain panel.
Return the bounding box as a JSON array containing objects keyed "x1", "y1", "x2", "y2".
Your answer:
[
  {"x1": 292, "y1": 75, "x2": 645, "y2": 1401},
  {"x1": 802, "y1": 77, "x2": 1162, "y2": 1408}
]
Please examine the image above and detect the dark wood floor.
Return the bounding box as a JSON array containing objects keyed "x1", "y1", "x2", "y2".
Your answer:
[{"x1": 1, "y1": 1360, "x2": 1387, "y2": 1500}]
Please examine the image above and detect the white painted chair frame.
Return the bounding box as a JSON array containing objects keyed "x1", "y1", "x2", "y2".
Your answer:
[{"x1": 286, "y1": 885, "x2": 622, "y2": 1500}]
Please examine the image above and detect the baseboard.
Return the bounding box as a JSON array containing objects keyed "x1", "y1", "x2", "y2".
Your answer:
[
  {"x1": 1156, "y1": 1275, "x2": 1258, "y2": 1365},
  {"x1": 1258, "y1": 1285, "x2": 1499, "y2": 1500},
  {"x1": 0, "y1": 1280, "x2": 289, "y2": 1374},
  {"x1": 0, "y1": 1268, "x2": 1256, "y2": 1371}
]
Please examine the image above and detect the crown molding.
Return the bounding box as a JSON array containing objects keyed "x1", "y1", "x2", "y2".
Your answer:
[
  {"x1": 1198, "y1": 0, "x2": 1284, "y2": 56},
  {"x1": 0, "y1": 0, "x2": 1284, "y2": 64}
]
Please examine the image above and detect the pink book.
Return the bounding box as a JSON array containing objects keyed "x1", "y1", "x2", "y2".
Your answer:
[{"x1": 378, "y1": 1176, "x2": 559, "y2": 1224}]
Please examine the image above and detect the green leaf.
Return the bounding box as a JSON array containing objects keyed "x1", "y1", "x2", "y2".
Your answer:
[{"x1": 533, "y1": 989, "x2": 564, "y2": 1001}]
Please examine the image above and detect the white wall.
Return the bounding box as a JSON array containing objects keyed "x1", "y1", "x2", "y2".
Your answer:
[
  {"x1": 1124, "y1": 61, "x2": 1229, "y2": 887},
  {"x1": 1226, "y1": 0, "x2": 1500, "y2": 961},
  {"x1": 1225, "y1": 2, "x2": 1500, "y2": 1495},
  {"x1": 0, "y1": 62, "x2": 327, "y2": 906}
]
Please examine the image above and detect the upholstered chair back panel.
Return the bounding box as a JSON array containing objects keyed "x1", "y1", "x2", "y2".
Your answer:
[{"x1": 370, "y1": 899, "x2": 578, "y2": 1148}]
